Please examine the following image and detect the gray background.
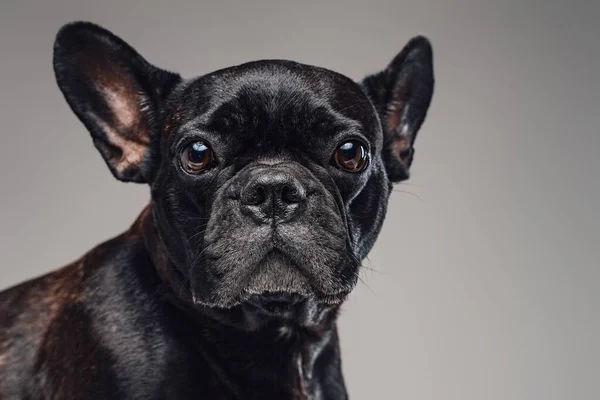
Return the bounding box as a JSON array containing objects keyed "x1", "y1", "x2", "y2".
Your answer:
[{"x1": 1, "y1": 0, "x2": 599, "y2": 398}]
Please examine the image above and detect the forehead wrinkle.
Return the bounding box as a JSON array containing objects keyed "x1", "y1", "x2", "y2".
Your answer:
[
  {"x1": 169, "y1": 63, "x2": 380, "y2": 150},
  {"x1": 168, "y1": 90, "x2": 237, "y2": 144},
  {"x1": 176, "y1": 91, "x2": 367, "y2": 153}
]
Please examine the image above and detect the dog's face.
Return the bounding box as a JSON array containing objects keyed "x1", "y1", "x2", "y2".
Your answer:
[{"x1": 53, "y1": 22, "x2": 434, "y2": 308}]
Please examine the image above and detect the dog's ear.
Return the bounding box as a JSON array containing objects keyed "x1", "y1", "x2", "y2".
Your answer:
[
  {"x1": 53, "y1": 22, "x2": 181, "y2": 183},
  {"x1": 361, "y1": 36, "x2": 434, "y2": 182}
]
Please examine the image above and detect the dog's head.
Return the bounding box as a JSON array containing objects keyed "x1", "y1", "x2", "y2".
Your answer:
[{"x1": 53, "y1": 22, "x2": 434, "y2": 309}]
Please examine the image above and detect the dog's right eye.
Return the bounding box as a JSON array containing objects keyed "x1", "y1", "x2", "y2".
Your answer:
[{"x1": 180, "y1": 141, "x2": 215, "y2": 173}]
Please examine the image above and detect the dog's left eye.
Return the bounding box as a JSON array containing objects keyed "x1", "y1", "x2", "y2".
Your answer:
[
  {"x1": 332, "y1": 141, "x2": 369, "y2": 173},
  {"x1": 180, "y1": 141, "x2": 215, "y2": 173}
]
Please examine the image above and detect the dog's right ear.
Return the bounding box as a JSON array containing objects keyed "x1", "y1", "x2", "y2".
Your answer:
[{"x1": 53, "y1": 22, "x2": 181, "y2": 183}]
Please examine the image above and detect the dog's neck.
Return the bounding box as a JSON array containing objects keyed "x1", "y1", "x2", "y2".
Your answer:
[{"x1": 131, "y1": 205, "x2": 347, "y2": 398}]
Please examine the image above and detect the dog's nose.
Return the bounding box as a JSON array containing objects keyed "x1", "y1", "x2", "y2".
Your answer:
[{"x1": 240, "y1": 169, "x2": 306, "y2": 224}]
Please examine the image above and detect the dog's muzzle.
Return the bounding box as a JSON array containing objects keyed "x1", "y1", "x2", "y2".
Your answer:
[{"x1": 192, "y1": 160, "x2": 358, "y2": 308}]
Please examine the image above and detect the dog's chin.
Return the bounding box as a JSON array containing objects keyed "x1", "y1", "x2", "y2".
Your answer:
[{"x1": 192, "y1": 250, "x2": 352, "y2": 309}]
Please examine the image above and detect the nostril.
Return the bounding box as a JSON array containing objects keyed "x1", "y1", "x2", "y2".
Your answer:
[
  {"x1": 281, "y1": 183, "x2": 305, "y2": 204},
  {"x1": 242, "y1": 185, "x2": 267, "y2": 206}
]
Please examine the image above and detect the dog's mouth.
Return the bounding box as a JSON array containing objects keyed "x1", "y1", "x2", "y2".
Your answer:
[
  {"x1": 244, "y1": 291, "x2": 305, "y2": 316},
  {"x1": 242, "y1": 249, "x2": 324, "y2": 314},
  {"x1": 247, "y1": 249, "x2": 351, "y2": 300},
  {"x1": 194, "y1": 247, "x2": 353, "y2": 309},
  {"x1": 241, "y1": 249, "x2": 316, "y2": 298}
]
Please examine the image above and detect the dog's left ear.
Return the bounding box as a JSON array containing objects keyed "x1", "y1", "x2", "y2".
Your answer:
[
  {"x1": 53, "y1": 22, "x2": 182, "y2": 183},
  {"x1": 361, "y1": 36, "x2": 434, "y2": 182}
]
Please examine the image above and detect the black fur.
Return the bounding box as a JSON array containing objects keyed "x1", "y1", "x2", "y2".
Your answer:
[{"x1": 0, "y1": 21, "x2": 434, "y2": 399}]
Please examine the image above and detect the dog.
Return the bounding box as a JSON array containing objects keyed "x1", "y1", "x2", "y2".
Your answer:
[{"x1": 0, "y1": 21, "x2": 434, "y2": 399}]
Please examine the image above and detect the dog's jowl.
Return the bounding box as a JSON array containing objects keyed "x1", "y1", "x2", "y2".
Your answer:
[{"x1": 0, "y1": 22, "x2": 434, "y2": 399}]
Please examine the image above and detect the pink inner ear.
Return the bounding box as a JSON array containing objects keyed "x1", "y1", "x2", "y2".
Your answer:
[
  {"x1": 88, "y1": 114, "x2": 148, "y2": 175},
  {"x1": 101, "y1": 84, "x2": 139, "y2": 128},
  {"x1": 392, "y1": 135, "x2": 410, "y2": 157},
  {"x1": 391, "y1": 133, "x2": 414, "y2": 165},
  {"x1": 385, "y1": 84, "x2": 413, "y2": 164},
  {"x1": 385, "y1": 78, "x2": 410, "y2": 129},
  {"x1": 86, "y1": 79, "x2": 151, "y2": 175}
]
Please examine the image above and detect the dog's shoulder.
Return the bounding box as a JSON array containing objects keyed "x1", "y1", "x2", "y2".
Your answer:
[
  {"x1": 0, "y1": 259, "x2": 81, "y2": 396},
  {"x1": 0, "y1": 230, "x2": 156, "y2": 397}
]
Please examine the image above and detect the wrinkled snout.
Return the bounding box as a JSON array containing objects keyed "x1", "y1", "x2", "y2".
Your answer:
[{"x1": 194, "y1": 160, "x2": 358, "y2": 307}]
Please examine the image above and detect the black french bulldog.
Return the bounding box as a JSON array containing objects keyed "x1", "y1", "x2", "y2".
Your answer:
[{"x1": 0, "y1": 21, "x2": 434, "y2": 399}]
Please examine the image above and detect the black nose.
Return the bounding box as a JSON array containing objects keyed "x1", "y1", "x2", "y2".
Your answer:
[{"x1": 240, "y1": 169, "x2": 307, "y2": 224}]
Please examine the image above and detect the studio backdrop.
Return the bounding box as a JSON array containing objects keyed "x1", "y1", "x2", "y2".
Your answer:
[{"x1": 0, "y1": 1, "x2": 598, "y2": 399}]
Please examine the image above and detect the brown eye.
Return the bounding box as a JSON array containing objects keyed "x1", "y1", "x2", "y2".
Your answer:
[
  {"x1": 332, "y1": 141, "x2": 369, "y2": 172},
  {"x1": 180, "y1": 141, "x2": 214, "y2": 173}
]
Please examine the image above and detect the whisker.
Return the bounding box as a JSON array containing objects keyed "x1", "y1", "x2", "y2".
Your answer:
[
  {"x1": 361, "y1": 256, "x2": 386, "y2": 276},
  {"x1": 397, "y1": 182, "x2": 423, "y2": 188},
  {"x1": 391, "y1": 189, "x2": 424, "y2": 202},
  {"x1": 188, "y1": 216, "x2": 213, "y2": 221},
  {"x1": 353, "y1": 270, "x2": 376, "y2": 295},
  {"x1": 189, "y1": 224, "x2": 210, "y2": 241}
]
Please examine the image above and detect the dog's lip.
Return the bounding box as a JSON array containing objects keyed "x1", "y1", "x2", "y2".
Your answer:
[
  {"x1": 242, "y1": 291, "x2": 300, "y2": 317},
  {"x1": 242, "y1": 289, "x2": 349, "y2": 308},
  {"x1": 246, "y1": 291, "x2": 304, "y2": 306},
  {"x1": 243, "y1": 249, "x2": 351, "y2": 301}
]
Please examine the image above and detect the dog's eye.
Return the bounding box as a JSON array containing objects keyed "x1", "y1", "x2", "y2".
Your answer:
[
  {"x1": 332, "y1": 141, "x2": 369, "y2": 172},
  {"x1": 180, "y1": 141, "x2": 214, "y2": 173}
]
